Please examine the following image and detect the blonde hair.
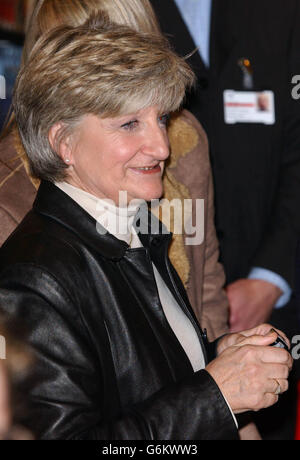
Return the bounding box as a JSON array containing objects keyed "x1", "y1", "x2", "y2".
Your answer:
[
  {"x1": 2, "y1": 0, "x2": 161, "y2": 136},
  {"x1": 14, "y1": 15, "x2": 195, "y2": 182},
  {"x1": 23, "y1": 0, "x2": 161, "y2": 65}
]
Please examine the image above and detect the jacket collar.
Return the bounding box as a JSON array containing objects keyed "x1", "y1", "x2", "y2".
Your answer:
[{"x1": 33, "y1": 181, "x2": 172, "y2": 260}]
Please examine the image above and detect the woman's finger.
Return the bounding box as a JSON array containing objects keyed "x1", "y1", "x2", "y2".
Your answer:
[
  {"x1": 268, "y1": 378, "x2": 289, "y2": 395},
  {"x1": 233, "y1": 332, "x2": 278, "y2": 348}
]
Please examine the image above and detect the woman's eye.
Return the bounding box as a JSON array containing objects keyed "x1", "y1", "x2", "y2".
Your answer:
[
  {"x1": 121, "y1": 120, "x2": 138, "y2": 131},
  {"x1": 159, "y1": 114, "x2": 170, "y2": 126}
]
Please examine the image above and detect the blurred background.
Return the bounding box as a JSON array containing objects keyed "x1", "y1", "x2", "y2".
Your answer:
[{"x1": 0, "y1": 1, "x2": 34, "y2": 130}]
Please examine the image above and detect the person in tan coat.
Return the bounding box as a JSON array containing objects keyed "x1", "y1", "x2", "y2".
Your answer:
[{"x1": 0, "y1": 131, "x2": 36, "y2": 245}]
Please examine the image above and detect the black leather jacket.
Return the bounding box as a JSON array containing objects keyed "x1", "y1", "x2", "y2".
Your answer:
[{"x1": 0, "y1": 181, "x2": 238, "y2": 440}]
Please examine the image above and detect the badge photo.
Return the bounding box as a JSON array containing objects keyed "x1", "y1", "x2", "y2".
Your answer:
[{"x1": 224, "y1": 90, "x2": 275, "y2": 125}]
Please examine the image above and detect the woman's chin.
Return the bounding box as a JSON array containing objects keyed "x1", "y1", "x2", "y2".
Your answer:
[
  {"x1": 127, "y1": 183, "x2": 164, "y2": 203},
  {"x1": 138, "y1": 188, "x2": 163, "y2": 203}
]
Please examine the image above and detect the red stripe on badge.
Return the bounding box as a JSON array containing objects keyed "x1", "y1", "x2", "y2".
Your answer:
[{"x1": 225, "y1": 103, "x2": 256, "y2": 107}]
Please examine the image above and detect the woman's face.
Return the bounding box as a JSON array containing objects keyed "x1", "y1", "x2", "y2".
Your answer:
[{"x1": 64, "y1": 106, "x2": 170, "y2": 204}]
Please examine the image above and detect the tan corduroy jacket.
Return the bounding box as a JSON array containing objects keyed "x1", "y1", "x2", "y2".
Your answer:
[{"x1": 0, "y1": 110, "x2": 229, "y2": 340}]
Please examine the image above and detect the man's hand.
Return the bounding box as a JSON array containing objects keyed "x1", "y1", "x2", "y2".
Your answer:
[
  {"x1": 226, "y1": 279, "x2": 282, "y2": 333},
  {"x1": 206, "y1": 332, "x2": 293, "y2": 414}
]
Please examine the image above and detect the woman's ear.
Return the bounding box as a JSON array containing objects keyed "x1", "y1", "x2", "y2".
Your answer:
[{"x1": 48, "y1": 122, "x2": 73, "y2": 166}]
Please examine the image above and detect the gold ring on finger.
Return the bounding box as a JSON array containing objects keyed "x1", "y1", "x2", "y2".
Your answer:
[{"x1": 274, "y1": 379, "x2": 282, "y2": 395}]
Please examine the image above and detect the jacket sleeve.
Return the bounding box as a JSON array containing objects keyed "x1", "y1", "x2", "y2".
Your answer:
[
  {"x1": 252, "y1": 0, "x2": 300, "y2": 289},
  {"x1": 201, "y1": 167, "x2": 230, "y2": 341},
  {"x1": 0, "y1": 264, "x2": 237, "y2": 441}
]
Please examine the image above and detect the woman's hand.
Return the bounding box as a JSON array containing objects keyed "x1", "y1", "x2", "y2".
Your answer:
[
  {"x1": 216, "y1": 324, "x2": 290, "y2": 356},
  {"x1": 206, "y1": 332, "x2": 293, "y2": 414}
]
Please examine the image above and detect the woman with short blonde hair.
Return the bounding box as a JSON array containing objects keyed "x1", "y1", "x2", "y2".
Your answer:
[
  {"x1": 0, "y1": 12, "x2": 292, "y2": 440},
  {"x1": 15, "y1": 15, "x2": 193, "y2": 182}
]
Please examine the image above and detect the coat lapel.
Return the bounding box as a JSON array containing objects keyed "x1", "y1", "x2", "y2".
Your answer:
[
  {"x1": 151, "y1": 0, "x2": 207, "y2": 77},
  {"x1": 151, "y1": 0, "x2": 247, "y2": 80},
  {"x1": 210, "y1": 0, "x2": 251, "y2": 80}
]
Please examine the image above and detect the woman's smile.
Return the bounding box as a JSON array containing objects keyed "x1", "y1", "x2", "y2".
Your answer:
[{"x1": 129, "y1": 164, "x2": 162, "y2": 175}]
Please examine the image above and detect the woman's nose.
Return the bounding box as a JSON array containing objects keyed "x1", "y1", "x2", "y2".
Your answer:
[{"x1": 144, "y1": 125, "x2": 170, "y2": 160}]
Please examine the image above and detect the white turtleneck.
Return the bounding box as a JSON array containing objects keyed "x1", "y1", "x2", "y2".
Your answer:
[{"x1": 55, "y1": 181, "x2": 205, "y2": 372}]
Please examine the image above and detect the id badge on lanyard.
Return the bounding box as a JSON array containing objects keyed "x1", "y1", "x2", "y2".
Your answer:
[{"x1": 223, "y1": 58, "x2": 275, "y2": 125}]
